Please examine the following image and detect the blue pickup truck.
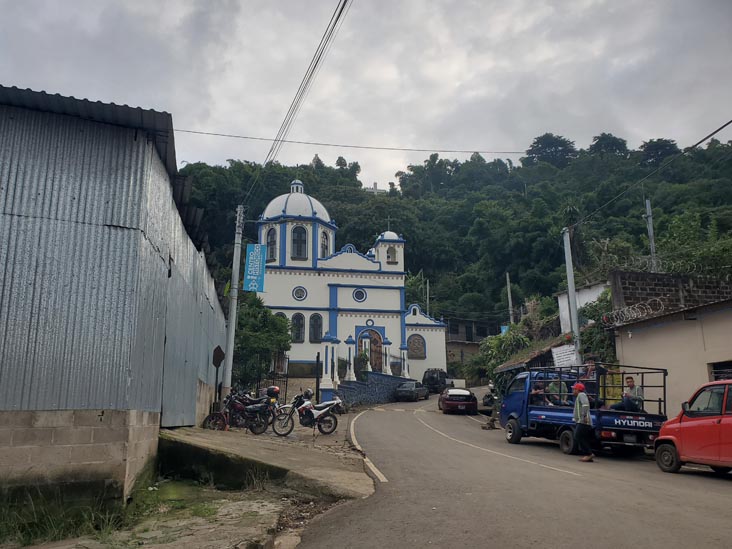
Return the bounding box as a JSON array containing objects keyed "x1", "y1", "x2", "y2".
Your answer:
[{"x1": 499, "y1": 365, "x2": 668, "y2": 455}]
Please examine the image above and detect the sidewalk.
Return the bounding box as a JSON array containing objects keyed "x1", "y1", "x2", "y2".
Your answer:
[
  {"x1": 160, "y1": 418, "x2": 374, "y2": 500},
  {"x1": 8, "y1": 414, "x2": 374, "y2": 549}
]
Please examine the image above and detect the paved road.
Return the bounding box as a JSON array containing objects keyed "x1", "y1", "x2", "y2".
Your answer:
[{"x1": 298, "y1": 393, "x2": 731, "y2": 549}]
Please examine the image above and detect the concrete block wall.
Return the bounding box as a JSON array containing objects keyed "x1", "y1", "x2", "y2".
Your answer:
[
  {"x1": 611, "y1": 271, "x2": 732, "y2": 311},
  {"x1": 0, "y1": 409, "x2": 159, "y2": 502}
]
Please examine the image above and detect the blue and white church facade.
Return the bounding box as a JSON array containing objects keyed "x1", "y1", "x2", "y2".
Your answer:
[{"x1": 256, "y1": 180, "x2": 446, "y2": 387}]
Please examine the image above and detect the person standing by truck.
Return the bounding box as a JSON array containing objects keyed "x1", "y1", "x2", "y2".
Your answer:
[{"x1": 572, "y1": 382, "x2": 595, "y2": 462}]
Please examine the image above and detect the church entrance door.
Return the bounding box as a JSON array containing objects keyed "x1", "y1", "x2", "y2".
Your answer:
[{"x1": 359, "y1": 330, "x2": 383, "y2": 372}]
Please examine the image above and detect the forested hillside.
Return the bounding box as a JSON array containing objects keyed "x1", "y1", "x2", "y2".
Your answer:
[{"x1": 182, "y1": 133, "x2": 732, "y2": 333}]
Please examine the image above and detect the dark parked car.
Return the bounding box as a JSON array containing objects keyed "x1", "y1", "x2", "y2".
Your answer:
[
  {"x1": 438, "y1": 388, "x2": 478, "y2": 414},
  {"x1": 395, "y1": 382, "x2": 430, "y2": 402},
  {"x1": 422, "y1": 368, "x2": 448, "y2": 393}
]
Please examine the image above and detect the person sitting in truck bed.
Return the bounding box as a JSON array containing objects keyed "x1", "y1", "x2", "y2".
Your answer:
[
  {"x1": 610, "y1": 376, "x2": 644, "y2": 412},
  {"x1": 546, "y1": 379, "x2": 569, "y2": 406},
  {"x1": 581, "y1": 357, "x2": 620, "y2": 408},
  {"x1": 529, "y1": 381, "x2": 549, "y2": 405}
]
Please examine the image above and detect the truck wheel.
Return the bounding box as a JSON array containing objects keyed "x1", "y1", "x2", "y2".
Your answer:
[
  {"x1": 710, "y1": 466, "x2": 731, "y2": 475},
  {"x1": 505, "y1": 418, "x2": 522, "y2": 444},
  {"x1": 559, "y1": 429, "x2": 575, "y2": 455},
  {"x1": 655, "y1": 443, "x2": 681, "y2": 473}
]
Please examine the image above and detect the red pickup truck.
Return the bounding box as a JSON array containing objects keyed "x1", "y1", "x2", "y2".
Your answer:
[{"x1": 655, "y1": 380, "x2": 732, "y2": 475}]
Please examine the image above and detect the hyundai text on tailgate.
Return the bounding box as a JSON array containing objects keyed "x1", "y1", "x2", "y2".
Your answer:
[{"x1": 499, "y1": 364, "x2": 668, "y2": 455}]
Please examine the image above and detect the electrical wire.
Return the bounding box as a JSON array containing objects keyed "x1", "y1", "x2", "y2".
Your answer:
[
  {"x1": 241, "y1": 0, "x2": 353, "y2": 206},
  {"x1": 174, "y1": 128, "x2": 524, "y2": 156},
  {"x1": 570, "y1": 118, "x2": 732, "y2": 229}
]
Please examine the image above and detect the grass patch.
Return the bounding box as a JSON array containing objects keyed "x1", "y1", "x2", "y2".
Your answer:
[
  {"x1": 189, "y1": 502, "x2": 217, "y2": 518},
  {"x1": 0, "y1": 487, "x2": 122, "y2": 546}
]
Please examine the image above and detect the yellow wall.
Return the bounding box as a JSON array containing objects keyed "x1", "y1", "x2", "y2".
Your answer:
[{"x1": 615, "y1": 305, "x2": 732, "y2": 417}]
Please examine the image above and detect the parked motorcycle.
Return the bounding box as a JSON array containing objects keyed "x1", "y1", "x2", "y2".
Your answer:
[
  {"x1": 202, "y1": 386, "x2": 279, "y2": 434},
  {"x1": 272, "y1": 388, "x2": 342, "y2": 436}
]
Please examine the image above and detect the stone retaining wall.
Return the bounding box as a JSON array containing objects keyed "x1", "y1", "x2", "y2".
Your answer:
[{"x1": 336, "y1": 372, "x2": 413, "y2": 407}]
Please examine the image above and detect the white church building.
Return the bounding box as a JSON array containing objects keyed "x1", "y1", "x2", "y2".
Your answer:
[{"x1": 256, "y1": 180, "x2": 447, "y2": 386}]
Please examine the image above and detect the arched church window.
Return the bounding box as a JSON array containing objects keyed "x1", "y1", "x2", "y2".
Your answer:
[
  {"x1": 321, "y1": 232, "x2": 329, "y2": 258},
  {"x1": 386, "y1": 246, "x2": 397, "y2": 264},
  {"x1": 274, "y1": 312, "x2": 286, "y2": 319},
  {"x1": 292, "y1": 226, "x2": 307, "y2": 260},
  {"x1": 291, "y1": 313, "x2": 305, "y2": 343},
  {"x1": 266, "y1": 228, "x2": 277, "y2": 262},
  {"x1": 407, "y1": 334, "x2": 426, "y2": 359},
  {"x1": 309, "y1": 314, "x2": 323, "y2": 343}
]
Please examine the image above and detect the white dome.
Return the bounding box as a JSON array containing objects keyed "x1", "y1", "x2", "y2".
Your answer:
[
  {"x1": 376, "y1": 230, "x2": 400, "y2": 241},
  {"x1": 261, "y1": 180, "x2": 331, "y2": 223}
]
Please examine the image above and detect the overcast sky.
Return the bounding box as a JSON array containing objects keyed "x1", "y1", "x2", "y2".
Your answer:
[{"x1": 2, "y1": 0, "x2": 731, "y2": 188}]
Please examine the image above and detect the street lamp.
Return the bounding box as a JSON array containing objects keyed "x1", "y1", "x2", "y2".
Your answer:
[
  {"x1": 320, "y1": 333, "x2": 334, "y2": 392},
  {"x1": 331, "y1": 337, "x2": 341, "y2": 385},
  {"x1": 383, "y1": 337, "x2": 392, "y2": 376},
  {"x1": 344, "y1": 335, "x2": 356, "y2": 381}
]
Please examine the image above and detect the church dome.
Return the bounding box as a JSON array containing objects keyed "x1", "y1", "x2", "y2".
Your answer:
[
  {"x1": 375, "y1": 230, "x2": 403, "y2": 242},
  {"x1": 261, "y1": 180, "x2": 331, "y2": 223}
]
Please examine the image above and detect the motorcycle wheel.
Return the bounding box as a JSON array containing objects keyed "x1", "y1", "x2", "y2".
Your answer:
[
  {"x1": 272, "y1": 412, "x2": 295, "y2": 437},
  {"x1": 317, "y1": 413, "x2": 338, "y2": 435},
  {"x1": 249, "y1": 414, "x2": 269, "y2": 435},
  {"x1": 203, "y1": 413, "x2": 227, "y2": 431}
]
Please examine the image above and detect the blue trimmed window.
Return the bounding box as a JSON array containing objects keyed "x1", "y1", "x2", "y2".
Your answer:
[
  {"x1": 266, "y1": 228, "x2": 277, "y2": 262},
  {"x1": 321, "y1": 231, "x2": 329, "y2": 258},
  {"x1": 291, "y1": 313, "x2": 305, "y2": 343},
  {"x1": 387, "y1": 246, "x2": 397, "y2": 264},
  {"x1": 309, "y1": 314, "x2": 323, "y2": 343},
  {"x1": 407, "y1": 334, "x2": 426, "y2": 359},
  {"x1": 292, "y1": 226, "x2": 308, "y2": 260},
  {"x1": 292, "y1": 286, "x2": 307, "y2": 301}
]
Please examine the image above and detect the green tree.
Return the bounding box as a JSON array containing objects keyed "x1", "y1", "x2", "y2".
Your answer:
[
  {"x1": 477, "y1": 326, "x2": 530, "y2": 378},
  {"x1": 233, "y1": 293, "x2": 291, "y2": 389},
  {"x1": 578, "y1": 290, "x2": 616, "y2": 363},
  {"x1": 588, "y1": 133, "x2": 628, "y2": 156},
  {"x1": 522, "y1": 133, "x2": 578, "y2": 168},
  {"x1": 640, "y1": 138, "x2": 681, "y2": 166}
]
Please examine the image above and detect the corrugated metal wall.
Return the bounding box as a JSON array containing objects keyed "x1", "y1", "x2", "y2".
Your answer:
[{"x1": 0, "y1": 105, "x2": 226, "y2": 423}]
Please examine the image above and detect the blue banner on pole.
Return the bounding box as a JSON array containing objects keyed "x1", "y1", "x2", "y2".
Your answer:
[{"x1": 243, "y1": 244, "x2": 266, "y2": 292}]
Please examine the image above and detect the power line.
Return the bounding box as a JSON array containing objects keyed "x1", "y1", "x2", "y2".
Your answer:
[
  {"x1": 571, "y1": 118, "x2": 732, "y2": 229},
  {"x1": 174, "y1": 128, "x2": 524, "y2": 156},
  {"x1": 242, "y1": 0, "x2": 353, "y2": 205}
]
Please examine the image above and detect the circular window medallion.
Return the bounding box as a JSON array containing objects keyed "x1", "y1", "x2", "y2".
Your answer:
[
  {"x1": 353, "y1": 288, "x2": 367, "y2": 303},
  {"x1": 365, "y1": 318, "x2": 375, "y2": 327},
  {"x1": 292, "y1": 286, "x2": 308, "y2": 301}
]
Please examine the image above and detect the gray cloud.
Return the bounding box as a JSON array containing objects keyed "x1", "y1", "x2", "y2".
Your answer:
[{"x1": 1, "y1": 0, "x2": 731, "y2": 186}]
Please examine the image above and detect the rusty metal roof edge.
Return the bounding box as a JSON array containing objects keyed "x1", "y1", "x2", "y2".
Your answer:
[{"x1": 0, "y1": 85, "x2": 177, "y2": 179}]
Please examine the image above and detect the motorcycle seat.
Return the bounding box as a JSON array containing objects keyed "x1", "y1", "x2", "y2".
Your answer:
[
  {"x1": 240, "y1": 395, "x2": 269, "y2": 405},
  {"x1": 313, "y1": 402, "x2": 334, "y2": 411},
  {"x1": 245, "y1": 403, "x2": 268, "y2": 412}
]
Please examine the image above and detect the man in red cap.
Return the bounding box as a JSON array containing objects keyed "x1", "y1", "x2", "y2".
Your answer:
[{"x1": 572, "y1": 382, "x2": 595, "y2": 462}]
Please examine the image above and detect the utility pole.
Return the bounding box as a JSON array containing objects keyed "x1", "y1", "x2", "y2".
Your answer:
[
  {"x1": 644, "y1": 199, "x2": 658, "y2": 272},
  {"x1": 222, "y1": 205, "x2": 245, "y2": 399},
  {"x1": 506, "y1": 272, "x2": 515, "y2": 324},
  {"x1": 426, "y1": 278, "x2": 430, "y2": 317},
  {"x1": 561, "y1": 227, "x2": 582, "y2": 365}
]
